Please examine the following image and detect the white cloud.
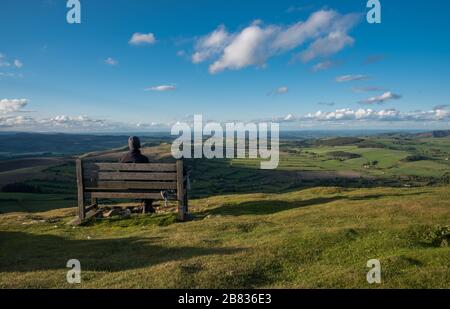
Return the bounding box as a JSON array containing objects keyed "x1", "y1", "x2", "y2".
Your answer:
[
  {"x1": 402, "y1": 109, "x2": 450, "y2": 121},
  {"x1": 136, "y1": 121, "x2": 168, "y2": 128},
  {"x1": 269, "y1": 108, "x2": 450, "y2": 123},
  {"x1": 192, "y1": 25, "x2": 232, "y2": 64},
  {"x1": 434, "y1": 109, "x2": 450, "y2": 120},
  {"x1": 42, "y1": 115, "x2": 109, "y2": 128},
  {"x1": 312, "y1": 60, "x2": 336, "y2": 72},
  {"x1": 145, "y1": 85, "x2": 176, "y2": 92},
  {"x1": 335, "y1": 74, "x2": 370, "y2": 82},
  {"x1": 104, "y1": 57, "x2": 118, "y2": 66},
  {"x1": 0, "y1": 99, "x2": 28, "y2": 113},
  {"x1": 305, "y1": 108, "x2": 402, "y2": 121},
  {"x1": 0, "y1": 113, "x2": 135, "y2": 131},
  {"x1": 284, "y1": 114, "x2": 295, "y2": 121},
  {"x1": 0, "y1": 99, "x2": 152, "y2": 131},
  {"x1": 2, "y1": 108, "x2": 449, "y2": 131},
  {"x1": 192, "y1": 10, "x2": 360, "y2": 74},
  {"x1": 129, "y1": 32, "x2": 156, "y2": 45},
  {"x1": 359, "y1": 91, "x2": 402, "y2": 105},
  {"x1": 271, "y1": 10, "x2": 354, "y2": 51},
  {"x1": 276, "y1": 86, "x2": 289, "y2": 94},
  {"x1": 0, "y1": 54, "x2": 23, "y2": 68},
  {"x1": 267, "y1": 86, "x2": 289, "y2": 96},
  {"x1": 14, "y1": 59, "x2": 23, "y2": 68},
  {"x1": 0, "y1": 115, "x2": 35, "y2": 127},
  {"x1": 0, "y1": 99, "x2": 147, "y2": 131},
  {"x1": 209, "y1": 24, "x2": 276, "y2": 74},
  {"x1": 299, "y1": 31, "x2": 354, "y2": 62}
]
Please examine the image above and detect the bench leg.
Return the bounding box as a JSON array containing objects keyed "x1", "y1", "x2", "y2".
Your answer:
[
  {"x1": 78, "y1": 200, "x2": 85, "y2": 221},
  {"x1": 76, "y1": 159, "x2": 86, "y2": 221},
  {"x1": 176, "y1": 160, "x2": 187, "y2": 221},
  {"x1": 176, "y1": 193, "x2": 188, "y2": 221},
  {"x1": 184, "y1": 191, "x2": 189, "y2": 214},
  {"x1": 177, "y1": 201, "x2": 186, "y2": 221}
]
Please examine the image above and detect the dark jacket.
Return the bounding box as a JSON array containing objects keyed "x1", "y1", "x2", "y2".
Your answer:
[{"x1": 120, "y1": 136, "x2": 149, "y2": 163}]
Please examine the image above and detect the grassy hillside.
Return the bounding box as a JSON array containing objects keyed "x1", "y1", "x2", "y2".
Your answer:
[
  {"x1": 0, "y1": 186, "x2": 449, "y2": 288},
  {"x1": 0, "y1": 133, "x2": 449, "y2": 288}
]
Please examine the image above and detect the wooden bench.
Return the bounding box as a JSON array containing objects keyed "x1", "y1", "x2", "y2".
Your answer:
[{"x1": 76, "y1": 159, "x2": 189, "y2": 222}]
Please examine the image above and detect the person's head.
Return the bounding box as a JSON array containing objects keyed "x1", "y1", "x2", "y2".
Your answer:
[{"x1": 128, "y1": 136, "x2": 141, "y2": 151}]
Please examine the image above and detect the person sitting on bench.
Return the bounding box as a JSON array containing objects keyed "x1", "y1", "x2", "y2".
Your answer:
[{"x1": 120, "y1": 136, "x2": 155, "y2": 213}]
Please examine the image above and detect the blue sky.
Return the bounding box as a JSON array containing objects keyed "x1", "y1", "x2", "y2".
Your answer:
[{"x1": 1, "y1": 0, "x2": 449, "y2": 131}]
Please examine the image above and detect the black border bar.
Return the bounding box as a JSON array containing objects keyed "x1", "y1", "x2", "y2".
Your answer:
[{"x1": 0, "y1": 289, "x2": 448, "y2": 307}]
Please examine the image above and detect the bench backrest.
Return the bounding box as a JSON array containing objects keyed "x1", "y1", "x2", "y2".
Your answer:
[{"x1": 81, "y1": 162, "x2": 181, "y2": 200}]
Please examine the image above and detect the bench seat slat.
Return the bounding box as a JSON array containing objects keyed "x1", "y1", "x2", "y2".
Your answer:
[
  {"x1": 85, "y1": 163, "x2": 177, "y2": 172},
  {"x1": 85, "y1": 181, "x2": 177, "y2": 191},
  {"x1": 97, "y1": 172, "x2": 177, "y2": 181},
  {"x1": 91, "y1": 192, "x2": 170, "y2": 200}
]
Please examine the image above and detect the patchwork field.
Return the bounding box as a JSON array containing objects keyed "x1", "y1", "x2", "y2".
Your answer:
[{"x1": 233, "y1": 139, "x2": 450, "y2": 179}]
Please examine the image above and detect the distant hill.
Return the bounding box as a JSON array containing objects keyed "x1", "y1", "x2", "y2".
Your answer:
[
  {"x1": 415, "y1": 130, "x2": 450, "y2": 138},
  {"x1": 0, "y1": 133, "x2": 171, "y2": 158},
  {"x1": 316, "y1": 137, "x2": 364, "y2": 146}
]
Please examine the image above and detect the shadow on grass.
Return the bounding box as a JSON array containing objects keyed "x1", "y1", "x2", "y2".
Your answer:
[
  {"x1": 197, "y1": 191, "x2": 429, "y2": 217},
  {"x1": 0, "y1": 195, "x2": 76, "y2": 215},
  {"x1": 0, "y1": 231, "x2": 242, "y2": 273},
  {"x1": 201, "y1": 196, "x2": 346, "y2": 216},
  {"x1": 347, "y1": 191, "x2": 429, "y2": 201}
]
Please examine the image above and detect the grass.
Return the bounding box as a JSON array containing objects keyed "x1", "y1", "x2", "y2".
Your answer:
[
  {"x1": 0, "y1": 185, "x2": 449, "y2": 288},
  {"x1": 0, "y1": 193, "x2": 75, "y2": 214}
]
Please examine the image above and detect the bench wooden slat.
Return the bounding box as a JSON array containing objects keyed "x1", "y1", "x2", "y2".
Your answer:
[
  {"x1": 76, "y1": 160, "x2": 85, "y2": 220},
  {"x1": 97, "y1": 172, "x2": 177, "y2": 181},
  {"x1": 84, "y1": 163, "x2": 177, "y2": 172},
  {"x1": 76, "y1": 160, "x2": 189, "y2": 222},
  {"x1": 91, "y1": 192, "x2": 166, "y2": 200},
  {"x1": 85, "y1": 181, "x2": 177, "y2": 191},
  {"x1": 85, "y1": 203, "x2": 98, "y2": 213}
]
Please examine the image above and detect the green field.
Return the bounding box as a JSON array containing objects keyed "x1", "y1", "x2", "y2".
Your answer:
[{"x1": 233, "y1": 142, "x2": 450, "y2": 179}]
